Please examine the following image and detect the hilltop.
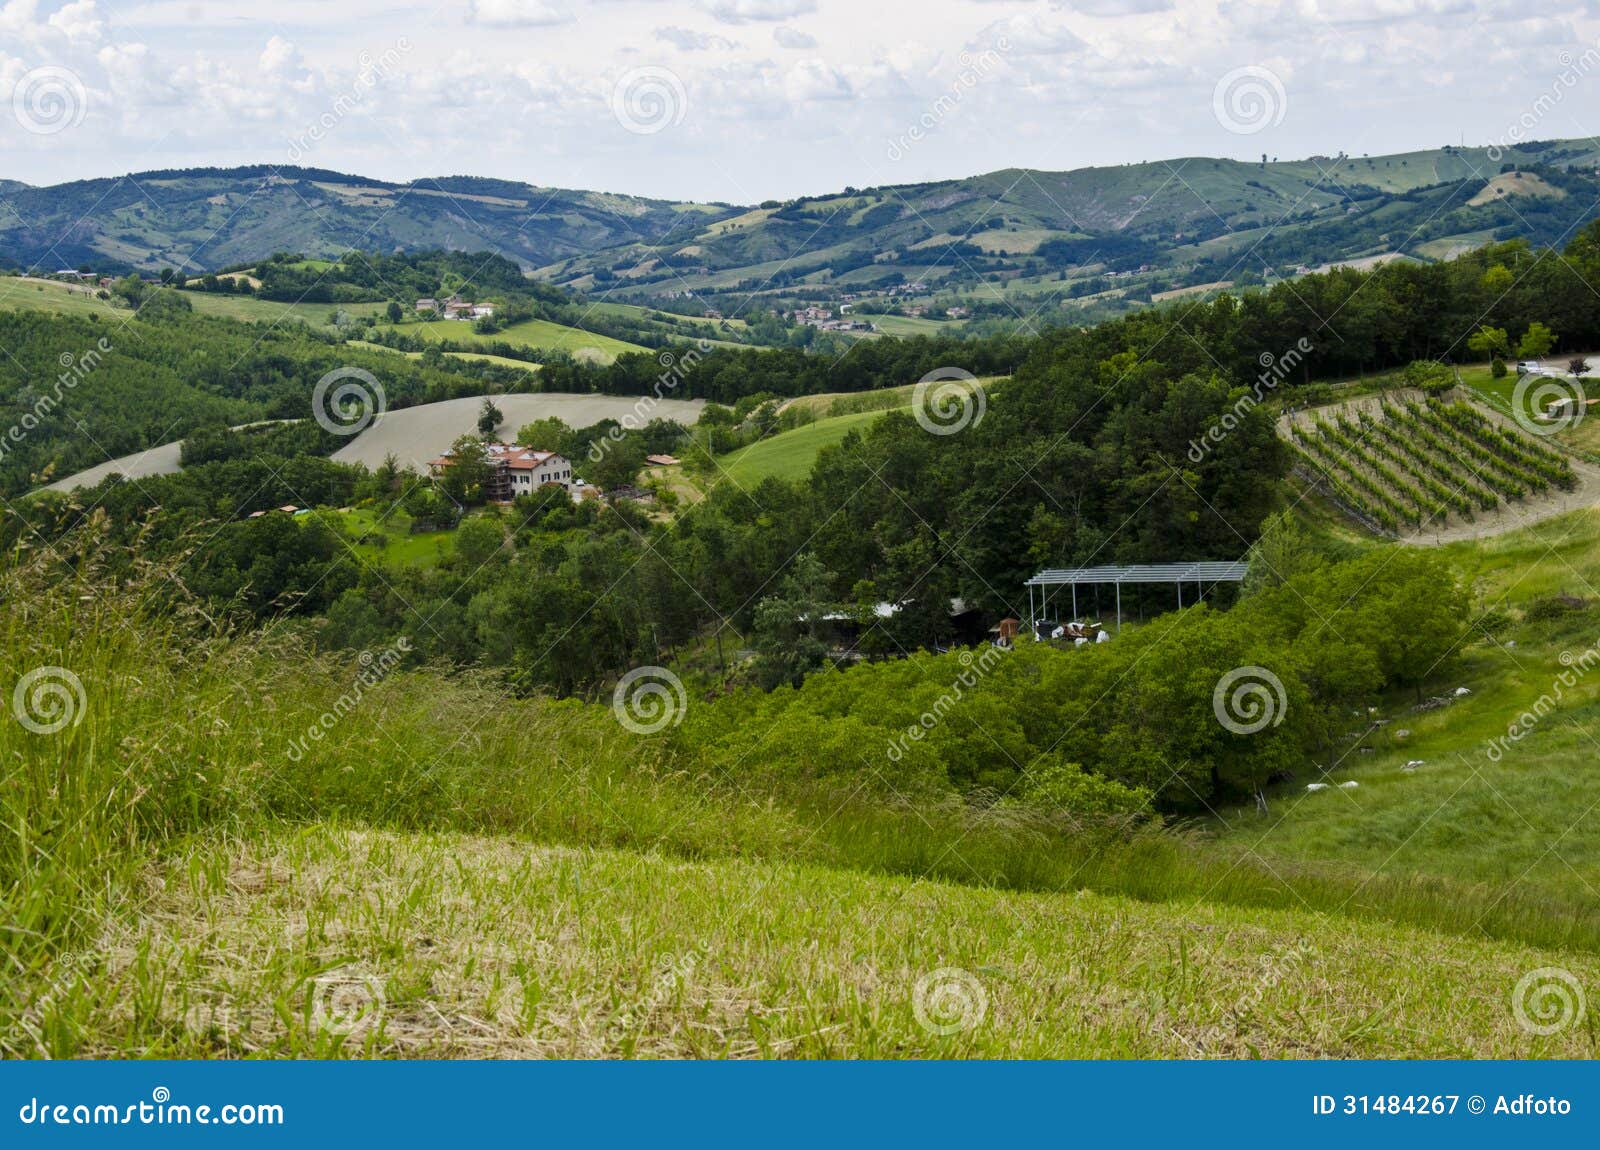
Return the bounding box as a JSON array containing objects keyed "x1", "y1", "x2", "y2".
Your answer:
[
  {"x1": 6, "y1": 141, "x2": 1600, "y2": 335},
  {"x1": 0, "y1": 165, "x2": 737, "y2": 275}
]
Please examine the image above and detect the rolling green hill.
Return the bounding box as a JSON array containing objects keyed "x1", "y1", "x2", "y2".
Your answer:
[
  {"x1": 7, "y1": 141, "x2": 1599, "y2": 331},
  {"x1": 539, "y1": 140, "x2": 1600, "y2": 321},
  {"x1": 0, "y1": 165, "x2": 736, "y2": 275},
  {"x1": 368, "y1": 314, "x2": 650, "y2": 365},
  {"x1": 718, "y1": 409, "x2": 890, "y2": 486}
]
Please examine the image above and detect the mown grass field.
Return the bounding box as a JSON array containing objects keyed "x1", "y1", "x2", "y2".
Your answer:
[
  {"x1": 866, "y1": 314, "x2": 952, "y2": 337},
  {"x1": 0, "y1": 276, "x2": 389, "y2": 331},
  {"x1": 371, "y1": 316, "x2": 649, "y2": 363},
  {"x1": 322, "y1": 506, "x2": 455, "y2": 570},
  {"x1": 720, "y1": 378, "x2": 1008, "y2": 486},
  {"x1": 346, "y1": 339, "x2": 541, "y2": 373},
  {"x1": 80, "y1": 824, "x2": 1597, "y2": 1058},
  {"x1": 718, "y1": 410, "x2": 889, "y2": 486}
]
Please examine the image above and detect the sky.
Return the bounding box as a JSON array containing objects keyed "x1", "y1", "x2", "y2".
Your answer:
[{"x1": 4, "y1": 0, "x2": 1600, "y2": 203}]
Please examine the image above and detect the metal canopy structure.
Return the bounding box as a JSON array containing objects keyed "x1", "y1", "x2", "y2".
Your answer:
[{"x1": 1024, "y1": 561, "x2": 1249, "y2": 630}]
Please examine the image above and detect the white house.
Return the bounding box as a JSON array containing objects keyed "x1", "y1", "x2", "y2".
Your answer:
[{"x1": 426, "y1": 442, "x2": 573, "y2": 503}]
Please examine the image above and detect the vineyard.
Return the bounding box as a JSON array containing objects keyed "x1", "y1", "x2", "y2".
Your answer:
[{"x1": 1286, "y1": 395, "x2": 1580, "y2": 537}]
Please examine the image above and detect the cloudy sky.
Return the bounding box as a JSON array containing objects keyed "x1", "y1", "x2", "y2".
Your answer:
[{"x1": 3, "y1": 0, "x2": 1600, "y2": 202}]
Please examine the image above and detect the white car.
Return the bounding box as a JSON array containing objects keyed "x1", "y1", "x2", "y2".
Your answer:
[{"x1": 1518, "y1": 360, "x2": 1543, "y2": 374}]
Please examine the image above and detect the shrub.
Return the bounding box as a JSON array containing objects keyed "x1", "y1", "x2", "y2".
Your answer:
[{"x1": 1522, "y1": 595, "x2": 1586, "y2": 624}]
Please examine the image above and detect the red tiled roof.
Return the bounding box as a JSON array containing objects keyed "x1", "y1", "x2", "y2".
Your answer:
[{"x1": 428, "y1": 443, "x2": 564, "y2": 471}]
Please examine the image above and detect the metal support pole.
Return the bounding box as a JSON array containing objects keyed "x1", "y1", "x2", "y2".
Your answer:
[
  {"x1": 1116, "y1": 581, "x2": 1122, "y2": 631},
  {"x1": 1071, "y1": 583, "x2": 1077, "y2": 620},
  {"x1": 1177, "y1": 579, "x2": 1182, "y2": 609}
]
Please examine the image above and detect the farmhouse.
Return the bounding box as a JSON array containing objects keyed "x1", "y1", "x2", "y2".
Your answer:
[{"x1": 427, "y1": 442, "x2": 572, "y2": 503}]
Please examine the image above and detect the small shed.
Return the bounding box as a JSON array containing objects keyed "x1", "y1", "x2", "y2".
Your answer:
[{"x1": 1024, "y1": 561, "x2": 1250, "y2": 630}]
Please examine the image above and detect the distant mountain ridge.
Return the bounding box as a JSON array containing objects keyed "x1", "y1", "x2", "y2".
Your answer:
[
  {"x1": 5, "y1": 141, "x2": 1600, "y2": 315},
  {"x1": 0, "y1": 165, "x2": 737, "y2": 275}
]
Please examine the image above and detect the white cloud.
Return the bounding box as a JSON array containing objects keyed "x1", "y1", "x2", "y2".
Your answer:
[
  {"x1": 773, "y1": 25, "x2": 817, "y2": 49},
  {"x1": 1, "y1": 0, "x2": 1595, "y2": 204},
  {"x1": 706, "y1": 0, "x2": 817, "y2": 25},
  {"x1": 48, "y1": 0, "x2": 104, "y2": 42},
  {"x1": 656, "y1": 25, "x2": 735, "y2": 50},
  {"x1": 467, "y1": 0, "x2": 575, "y2": 28},
  {"x1": 784, "y1": 57, "x2": 852, "y2": 101}
]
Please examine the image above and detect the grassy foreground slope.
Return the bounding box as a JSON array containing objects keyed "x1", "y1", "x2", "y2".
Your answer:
[
  {"x1": 6, "y1": 529, "x2": 1600, "y2": 1059},
  {"x1": 91, "y1": 825, "x2": 1595, "y2": 1058}
]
